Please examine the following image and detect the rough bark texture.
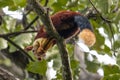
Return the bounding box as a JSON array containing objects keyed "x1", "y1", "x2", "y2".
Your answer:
[
  {"x1": 27, "y1": 0, "x2": 73, "y2": 80},
  {"x1": 0, "y1": 67, "x2": 18, "y2": 80}
]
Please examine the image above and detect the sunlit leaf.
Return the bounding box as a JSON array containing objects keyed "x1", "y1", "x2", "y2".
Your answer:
[
  {"x1": 70, "y1": 59, "x2": 79, "y2": 70},
  {"x1": 97, "y1": 0, "x2": 109, "y2": 14},
  {"x1": 104, "y1": 45, "x2": 111, "y2": 56},
  {"x1": 9, "y1": 34, "x2": 33, "y2": 52},
  {"x1": 66, "y1": 44, "x2": 74, "y2": 57},
  {"x1": 92, "y1": 29, "x2": 105, "y2": 52},
  {"x1": 27, "y1": 60, "x2": 47, "y2": 75},
  {"x1": 85, "y1": 57, "x2": 100, "y2": 73},
  {"x1": 0, "y1": 38, "x2": 8, "y2": 49}
]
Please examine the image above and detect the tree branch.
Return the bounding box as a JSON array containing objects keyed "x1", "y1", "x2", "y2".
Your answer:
[
  {"x1": 0, "y1": 30, "x2": 37, "y2": 61},
  {"x1": 0, "y1": 30, "x2": 37, "y2": 38},
  {"x1": 88, "y1": 0, "x2": 112, "y2": 23},
  {"x1": 24, "y1": 16, "x2": 39, "y2": 30},
  {"x1": 88, "y1": 0, "x2": 116, "y2": 54},
  {"x1": 0, "y1": 67, "x2": 19, "y2": 80},
  {"x1": 27, "y1": 0, "x2": 73, "y2": 80},
  {"x1": 44, "y1": 0, "x2": 49, "y2": 6},
  {"x1": 1, "y1": 36, "x2": 34, "y2": 61}
]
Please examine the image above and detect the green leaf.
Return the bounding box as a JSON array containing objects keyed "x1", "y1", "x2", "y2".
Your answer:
[
  {"x1": 56, "y1": 69, "x2": 62, "y2": 80},
  {"x1": 113, "y1": 34, "x2": 120, "y2": 50},
  {"x1": 117, "y1": 52, "x2": 120, "y2": 66},
  {"x1": 70, "y1": 59, "x2": 80, "y2": 79},
  {"x1": 27, "y1": 60, "x2": 47, "y2": 75},
  {"x1": 97, "y1": 0, "x2": 109, "y2": 14},
  {"x1": 66, "y1": 44, "x2": 74, "y2": 57},
  {"x1": 67, "y1": 0, "x2": 79, "y2": 8},
  {"x1": 102, "y1": 74, "x2": 120, "y2": 80},
  {"x1": 103, "y1": 65, "x2": 120, "y2": 76},
  {"x1": 13, "y1": 0, "x2": 26, "y2": 7},
  {"x1": 52, "y1": 0, "x2": 67, "y2": 12},
  {"x1": 0, "y1": 38, "x2": 8, "y2": 49},
  {"x1": 0, "y1": 0, "x2": 14, "y2": 8},
  {"x1": 92, "y1": 29, "x2": 105, "y2": 52},
  {"x1": 70, "y1": 59, "x2": 79, "y2": 70},
  {"x1": 40, "y1": 0, "x2": 55, "y2": 7},
  {"x1": 57, "y1": 0, "x2": 68, "y2": 5},
  {"x1": 0, "y1": 0, "x2": 26, "y2": 10},
  {"x1": 13, "y1": 33, "x2": 32, "y2": 47},
  {"x1": 104, "y1": 45, "x2": 111, "y2": 56},
  {"x1": 86, "y1": 57, "x2": 100, "y2": 73},
  {"x1": 9, "y1": 33, "x2": 33, "y2": 52}
]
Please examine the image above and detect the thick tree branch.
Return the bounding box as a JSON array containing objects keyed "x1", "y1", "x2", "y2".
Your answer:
[{"x1": 27, "y1": 0, "x2": 73, "y2": 80}]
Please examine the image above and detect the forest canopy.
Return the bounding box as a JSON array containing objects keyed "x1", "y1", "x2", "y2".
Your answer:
[{"x1": 0, "y1": 0, "x2": 120, "y2": 80}]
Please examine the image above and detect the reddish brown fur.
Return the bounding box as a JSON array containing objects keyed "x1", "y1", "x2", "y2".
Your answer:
[
  {"x1": 35, "y1": 11, "x2": 81, "y2": 40},
  {"x1": 35, "y1": 26, "x2": 48, "y2": 39},
  {"x1": 29, "y1": 11, "x2": 96, "y2": 60},
  {"x1": 51, "y1": 11, "x2": 81, "y2": 30}
]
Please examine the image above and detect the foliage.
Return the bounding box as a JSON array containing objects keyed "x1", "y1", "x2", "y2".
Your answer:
[
  {"x1": 27, "y1": 60, "x2": 47, "y2": 75},
  {"x1": 0, "y1": 0, "x2": 120, "y2": 80}
]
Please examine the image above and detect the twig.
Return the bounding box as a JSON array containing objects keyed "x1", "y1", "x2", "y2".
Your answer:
[
  {"x1": 0, "y1": 67, "x2": 18, "y2": 80},
  {"x1": 88, "y1": 0, "x2": 116, "y2": 55},
  {"x1": 24, "y1": 16, "x2": 39, "y2": 30},
  {"x1": 24, "y1": 0, "x2": 50, "y2": 30},
  {"x1": 112, "y1": 0, "x2": 119, "y2": 13},
  {"x1": 22, "y1": 12, "x2": 29, "y2": 29},
  {"x1": 44, "y1": 0, "x2": 49, "y2": 6},
  {"x1": 107, "y1": 23, "x2": 116, "y2": 56},
  {"x1": 88, "y1": 0, "x2": 112, "y2": 23},
  {"x1": 0, "y1": 30, "x2": 37, "y2": 38},
  {"x1": 2, "y1": 36, "x2": 34, "y2": 61},
  {"x1": 25, "y1": 9, "x2": 32, "y2": 16},
  {"x1": 27, "y1": 0, "x2": 73, "y2": 80}
]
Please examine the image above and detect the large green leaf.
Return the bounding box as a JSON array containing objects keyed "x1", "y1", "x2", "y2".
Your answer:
[
  {"x1": 103, "y1": 65, "x2": 120, "y2": 76},
  {"x1": 27, "y1": 60, "x2": 47, "y2": 75},
  {"x1": 9, "y1": 33, "x2": 33, "y2": 52}
]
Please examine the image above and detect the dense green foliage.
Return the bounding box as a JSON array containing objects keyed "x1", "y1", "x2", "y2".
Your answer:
[{"x1": 0, "y1": 0, "x2": 120, "y2": 80}]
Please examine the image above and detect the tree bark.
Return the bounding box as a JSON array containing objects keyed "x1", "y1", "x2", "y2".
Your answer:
[
  {"x1": 27, "y1": 0, "x2": 73, "y2": 80},
  {"x1": 0, "y1": 67, "x2": 19, "y2": 80}
]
